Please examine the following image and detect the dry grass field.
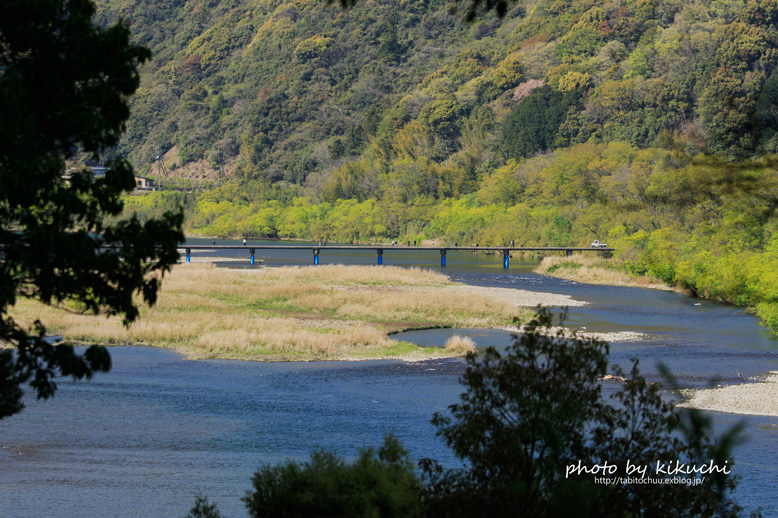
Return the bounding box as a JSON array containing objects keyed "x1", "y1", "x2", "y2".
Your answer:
[{"x1": 9, "y1": 264, "x2": 537, "y2": 361}]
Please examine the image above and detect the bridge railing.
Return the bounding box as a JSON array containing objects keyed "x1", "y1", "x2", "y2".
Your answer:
[{"x1": 173, "y1": 245, "x2": 614, "y2": 268}]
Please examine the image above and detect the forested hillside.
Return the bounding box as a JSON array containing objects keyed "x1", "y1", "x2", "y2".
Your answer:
[
  {"x1": 99, "y1": 0, "x2": 778, "y2": 181},
  {"x1": 97, "y1": 0, "x2": 512, "y2": 182},
  {"x1": 101, "y1": 0, "x2": 778, "y2": 332}
]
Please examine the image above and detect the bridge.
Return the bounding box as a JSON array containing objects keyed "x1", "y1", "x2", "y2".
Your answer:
[{"x1": 177, "y1": 245, "x2": 614, "y2": 269}]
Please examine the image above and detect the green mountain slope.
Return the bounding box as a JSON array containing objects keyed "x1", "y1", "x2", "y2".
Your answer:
[
  {"x1": 95, "y1": 0, "x2": 507, "y2": 182},
  {"x1": 97, "y1": 0, "x2": 778, "y2": 184}
]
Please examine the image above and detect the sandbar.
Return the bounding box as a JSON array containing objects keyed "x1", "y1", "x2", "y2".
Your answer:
[{"x1": 679, "y1": 373, "x2": 778, "y2": 416}]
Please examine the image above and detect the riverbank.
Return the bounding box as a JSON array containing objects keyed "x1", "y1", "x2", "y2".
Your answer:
[
  {"x1": 679, "y1": 373, "x2": 778, "y2": 417},
  {"x1": 535, "y1": 253, "x2": 681, "y2": 292},
  {"x1": 534, "y1": 254, "x2": 778, "y2": 417},
  {"x1": 9, "y1": 264, "x2": 583, "y2": 362}
]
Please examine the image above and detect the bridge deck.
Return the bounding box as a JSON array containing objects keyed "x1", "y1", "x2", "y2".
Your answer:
[
  {"x1": 175, "y1": 244, "x2": 613, "y2": 267},
  {"x1": 177, "y1": 245, "x2": 614, "y2": 252}
]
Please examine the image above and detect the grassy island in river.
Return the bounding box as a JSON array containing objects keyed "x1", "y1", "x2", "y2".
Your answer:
[{"x1": 7, "y1": 264, "x2": 586, "y2": 361}]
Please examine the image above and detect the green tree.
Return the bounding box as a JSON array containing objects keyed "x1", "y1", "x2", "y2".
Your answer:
[
  {"x1": 378, "y1": 18, "x2": 404, "y2": 63},
  {"x1": 293, "y1": 35, "x2": 334, "y2": 62},
  {"x1": 502, "y1": 86, "x2": 582, "y2": 159},
  {"x1": 420, "y1": 100, "x2": 461, "y2": 142},
  {"x1": 0, "y1": 0, "x2": 184, "y2": 419},
  {"x1": 186, "y1": 496, "x2": 224, "y2": 518},
  {"x1": 242, "y1": 435, "x2": 424, "y2": 518},
  {"x1": 422, "y1": 308, "x2": 749, "y2": 518}
]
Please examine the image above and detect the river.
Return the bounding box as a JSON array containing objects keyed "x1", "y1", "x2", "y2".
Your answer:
[{"x1": 1, "y1": 239, "x2": 777, "y2": 517}]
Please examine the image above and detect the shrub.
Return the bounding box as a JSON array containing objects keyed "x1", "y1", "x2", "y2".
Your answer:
[
  {"x1": 444, "y1": 335, "x2": 477, "y2": 355},
  {"x1": 243, "y1": 435, "x2": 424, "y2": 518}
]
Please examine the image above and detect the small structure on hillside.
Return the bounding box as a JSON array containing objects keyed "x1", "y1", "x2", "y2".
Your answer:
[
  {"x1": 134, "y1": 176, "x2": 155, "y2": 190},
  {"x1": 63, "y1": 161, "x2": 109, "y2": 182},
  {"x1": 63, "y1": 163, "x2": 157, "y2": 191},
  {"x1": 90, "y1": 164, "x2": 110, "y2": 178}
]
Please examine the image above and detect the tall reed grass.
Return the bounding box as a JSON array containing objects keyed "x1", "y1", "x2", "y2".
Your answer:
[
  {"x1": 9, "y1": 264, "x2": 532, "y2": 361},
  {"x1": 444, "y1": 335, "x2": 476, "y2": 355},
  {"x1": 536, "y1": 254, "x2": 674, "y2": 290}
]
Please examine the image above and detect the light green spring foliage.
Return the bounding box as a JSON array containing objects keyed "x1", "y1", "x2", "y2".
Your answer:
[
  {"x1": 107, "y1": 0, "x2": 778, "y2": 334},
  {"x1": 125, "y1": 141, "x2": 778, "y2": 334}
]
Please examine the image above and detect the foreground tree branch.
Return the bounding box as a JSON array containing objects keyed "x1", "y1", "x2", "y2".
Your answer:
[{"x1": 0, "y1": 0, "x2": 184, "y2": 420}]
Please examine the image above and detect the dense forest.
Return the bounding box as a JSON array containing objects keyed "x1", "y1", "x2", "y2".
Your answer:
[
  {"x1": 98, "y1": 0, "x2": 778, "y2": 332},
  {"x1": 97, "y1": 0, "x2": 778, "y2": 176}
]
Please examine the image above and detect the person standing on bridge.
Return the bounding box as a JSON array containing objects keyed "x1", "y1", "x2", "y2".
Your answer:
[{"x1": 243, "y1": 238, "x2": 247, "y2": 246}]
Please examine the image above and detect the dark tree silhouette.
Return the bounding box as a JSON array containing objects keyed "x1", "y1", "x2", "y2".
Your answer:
[
  {"x1": 422, "y1": 308, "x2": 751, "y2": 518},
  {"x1": 243, "y1": 435, "x2": 424, "y2": 518},
  {"x1": 0, "y1": 0, "x2": 184, "y2": 419}
]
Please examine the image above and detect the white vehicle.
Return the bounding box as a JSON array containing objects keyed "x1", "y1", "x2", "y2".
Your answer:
[{"x1": 591, "y1": 240, "x2": 608, "y2": 248}]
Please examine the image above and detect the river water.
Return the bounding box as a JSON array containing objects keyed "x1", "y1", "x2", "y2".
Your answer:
[{"x1": 1, "y1": 239, "x2": 777, "y2": 517}]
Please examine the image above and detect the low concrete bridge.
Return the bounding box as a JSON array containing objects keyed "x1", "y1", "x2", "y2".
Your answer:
[{"x1": 177, "y1": 245, "x2": 614, "y2": 269}]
